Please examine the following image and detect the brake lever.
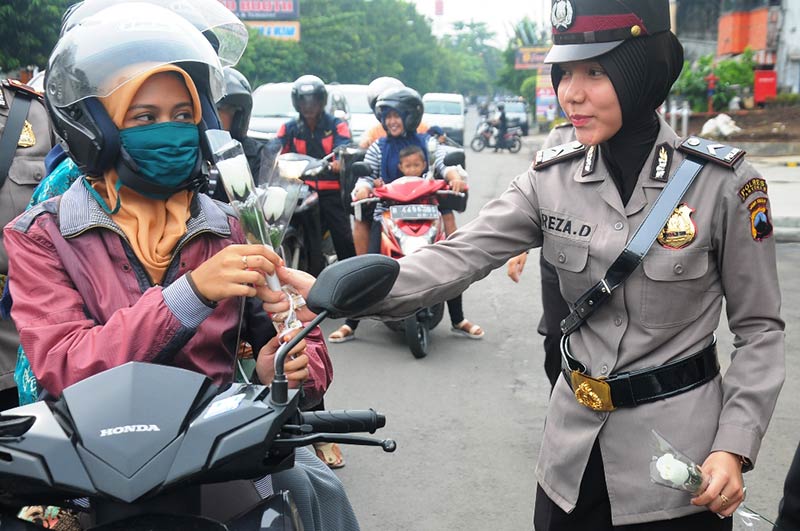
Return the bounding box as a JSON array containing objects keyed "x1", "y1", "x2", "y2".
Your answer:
[{"x1": 273, "y1": 433, "x2": 397, "y2": 452}]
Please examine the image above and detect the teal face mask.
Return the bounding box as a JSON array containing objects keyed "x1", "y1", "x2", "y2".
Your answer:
[{"x1": 119, "y1": 121, "x2": 200, "y2": 198}]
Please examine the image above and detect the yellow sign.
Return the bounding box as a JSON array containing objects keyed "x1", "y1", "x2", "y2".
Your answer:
[{"x1": 246, "y1": 20, "x2": 300, "y2": 41}]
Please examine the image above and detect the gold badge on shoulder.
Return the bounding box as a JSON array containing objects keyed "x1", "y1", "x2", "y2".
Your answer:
[
  {"x1": 18, "y1": 120, "x2": 36, "y2": 148},
  {"x1": 658, "y1": 203, "x2": 696, "y2": 249}
]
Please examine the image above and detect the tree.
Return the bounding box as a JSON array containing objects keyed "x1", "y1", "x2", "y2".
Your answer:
[{"x1": 0, "y1": 0, "x2": 72, "y2": 73}]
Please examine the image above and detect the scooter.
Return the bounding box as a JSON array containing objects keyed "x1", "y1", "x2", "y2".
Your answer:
[
  {"x1": 469, "y1": 121, "x2": 522, "y2": 153},
  {"x1": 0, "y1": 256, "x2": 398, "y2": 531},
  {"x1": 350, "y1": 150, "x2": 468, "y2": 359}
]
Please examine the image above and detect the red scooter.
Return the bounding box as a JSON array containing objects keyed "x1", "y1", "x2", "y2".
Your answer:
[{"x1": 351, "y1": 151, "x2": 467, "y2": 358}]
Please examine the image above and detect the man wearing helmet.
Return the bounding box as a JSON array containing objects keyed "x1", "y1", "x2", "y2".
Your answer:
[
  {"x1": 491, "y1": 102, "x2": 508, "y2": 152},
  {"x1": 277, "y1": 75, "x2": 355, "y2": 263}
]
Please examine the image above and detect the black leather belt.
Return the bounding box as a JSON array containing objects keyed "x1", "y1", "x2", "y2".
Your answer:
[{"x1": 561, "y1": 337, "x2": 719, "y2": 412}]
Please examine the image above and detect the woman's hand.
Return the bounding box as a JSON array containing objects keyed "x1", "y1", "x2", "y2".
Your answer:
[
  {"x1": 255, "y1": 327, "x2": 309, "y2": 386},
  {"x1": 257, "y1": 266, "x2": 318, "y2": 322},
  {"x1": 353, "y1": 186, "x2": 372, "y2": 201},
  {"x1": 507, "y1": 252, "x2": 528, "y2": 283},
  {"x1": 690, "y1": 451, "x2": 745, "y2": 517},
  {"x1": 189, "y1": 244, "x2": 282, "y2": 302}
]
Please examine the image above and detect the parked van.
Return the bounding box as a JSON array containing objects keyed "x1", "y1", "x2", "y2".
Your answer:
[{"x1": 422, "y1": 92, "x2": 466, "y2": 145}]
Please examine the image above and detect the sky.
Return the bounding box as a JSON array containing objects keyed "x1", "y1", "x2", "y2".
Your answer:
[{"x1": 408, "y1": 0, "x2": 551, "y2": 47}]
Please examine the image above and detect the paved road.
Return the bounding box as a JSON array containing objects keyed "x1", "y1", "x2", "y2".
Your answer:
[{"x1": 324, "y1": 112, "x2": 799, "y2": 530}]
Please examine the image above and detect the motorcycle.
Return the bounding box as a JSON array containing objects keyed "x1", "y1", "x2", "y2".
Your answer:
[
  {"x1": 276, "y1": 144, "x2": 366, "y2": 275},
  {"x1": 350, "y1": 150, "x2": 468, "y2": 359},
  {"x1": 469, "y1": 121, "x2": 522, "y2": 153},
  {"x1": 0, "y1": 255, "x2": 398, "y2": 531}
]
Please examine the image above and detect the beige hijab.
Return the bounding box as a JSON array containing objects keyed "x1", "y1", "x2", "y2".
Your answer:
[{"x1": 92, "y1": 64, "x2": 202, "y2": 285}]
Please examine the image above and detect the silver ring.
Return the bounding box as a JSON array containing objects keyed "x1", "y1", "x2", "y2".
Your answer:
[{"x1": 242, "y1": 255, "x2": 249, "y2": 269}]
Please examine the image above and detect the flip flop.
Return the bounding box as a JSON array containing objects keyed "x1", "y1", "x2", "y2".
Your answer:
[
  {"x1": 314, "y1": 442, "x2": 345, "y2": 469},
  {"x1": 451, "y1": 319, "x2": 485, "y2": 339},
  {"x1": 328, "y1": 324, "x2": 355, "y2": 343}
]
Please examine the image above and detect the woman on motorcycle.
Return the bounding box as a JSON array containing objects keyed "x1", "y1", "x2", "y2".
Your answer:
[
  {"x1": 329, "y1": 87, "x2": 483, "y2": 343},
  {"x1": 4, "y1": 5, "x2": 357, "y2": 530}
]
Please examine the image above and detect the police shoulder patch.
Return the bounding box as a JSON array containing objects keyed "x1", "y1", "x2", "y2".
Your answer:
[
  {"x1": 677, "y1": 136, "x2": 745, "y2": 169},
  {"x1": 533, "y1": 140, "x2": 585, "y2": 170},
  {"x1": 2, "y1": 79, "x2": 44, "y2": 101}
]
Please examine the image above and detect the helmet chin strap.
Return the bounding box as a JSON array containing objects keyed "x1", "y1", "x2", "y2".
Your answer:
[{"x1": 116, "y1": 147, "x2": 204, "y2": 200}]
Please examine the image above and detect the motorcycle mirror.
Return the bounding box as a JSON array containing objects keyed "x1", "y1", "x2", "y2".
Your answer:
[
  {"x1": 443, "y1": 150, "x2": 465, "y2": 167},
  {"x1": 306, "y1": 255, "x2": 399, "y2": 318},
  {"x1": 350, "y1": 161, "x2": 371, "y2": 178}
]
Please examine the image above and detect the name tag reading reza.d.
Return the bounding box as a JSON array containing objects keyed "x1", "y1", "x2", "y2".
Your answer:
[{"x1": 390, "y1": 204, "x2": 439, "y2": 220}]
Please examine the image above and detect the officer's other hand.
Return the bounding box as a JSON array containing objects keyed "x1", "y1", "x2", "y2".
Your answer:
[
  {"x1": 258, "y1": 266, "x2": 318, "y2": 322},
  {"x1": 507, "y1": 252, "x2": 528, "y2": 283},
  {"x1": 690, "y1": 451, "x2": 745, "y2": 517},
  {"x1": 255, "y1": 327, "x2": 309, "y2": 386},
  {"x1": 190, "y1": 244, "x2": 280, "y2": 302}
]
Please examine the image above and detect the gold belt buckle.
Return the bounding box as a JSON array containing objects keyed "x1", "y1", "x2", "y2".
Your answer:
[{"x1": 570, "y1": 371, "x2": 615, "y2": 412}]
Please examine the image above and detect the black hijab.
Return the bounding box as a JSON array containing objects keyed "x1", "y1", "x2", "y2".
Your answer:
[{"x1": 553, "y1": 31, "x2": 684, "y2": 204}]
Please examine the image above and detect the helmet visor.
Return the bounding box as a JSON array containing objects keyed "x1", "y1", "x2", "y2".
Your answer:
[
  {"x1": 61, "y1": 0, "x2": 248, "y2": 67},
  {"x1": 47, "y1": 3, "x2": 224, "y2": 108}
]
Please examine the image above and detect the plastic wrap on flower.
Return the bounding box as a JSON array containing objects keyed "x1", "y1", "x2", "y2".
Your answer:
[
  {"x1": 650, "y1": 430, "x2": 705, "y2": 494},
  {"x1": 649, "y1": 430, "x2": 779, "y2": 529}
]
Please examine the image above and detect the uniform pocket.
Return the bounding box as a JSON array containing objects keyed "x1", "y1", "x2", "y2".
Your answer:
[
  {"x1": 640, "y1": 249, "x2": 711, "y2": 328},
  {"x1": 542, "y1": 236, "x2": 591, "y2": 302}
]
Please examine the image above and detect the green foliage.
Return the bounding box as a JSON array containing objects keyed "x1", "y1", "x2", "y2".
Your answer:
[
  {"x1": 0, "y1": 0, "x2": 72, "y2": 72},
  {"x1": 671, "y1": 49, "x2": 755, "y2": 112},
  {"x1": 519, "y1": 76, "x2": 537, "y2": 106},
  {"x1": 769, "y1": 93, "x2": 800, "y2": 107}
]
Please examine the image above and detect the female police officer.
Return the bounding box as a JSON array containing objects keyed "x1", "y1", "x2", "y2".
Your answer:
[{"x1": 264, "y1": 0, "x2": 784, "y2": 529}]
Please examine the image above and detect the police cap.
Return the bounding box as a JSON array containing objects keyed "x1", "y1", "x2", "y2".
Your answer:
[{"x1": 545, "y1": 0, "x2": 671, "y2": 64}]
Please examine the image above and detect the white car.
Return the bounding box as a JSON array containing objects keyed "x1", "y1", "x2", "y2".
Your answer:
[
  {"x1": 329, "y1": 83, "x2": 377, "y2": 143},
  {"x1": 422, "y1": 92, "x2": 466, "y2": 145}
]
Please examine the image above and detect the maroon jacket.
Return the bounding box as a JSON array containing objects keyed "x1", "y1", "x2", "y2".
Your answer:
[{"x1": 4, "y1": 179, "x2": 332, "y2": 400}]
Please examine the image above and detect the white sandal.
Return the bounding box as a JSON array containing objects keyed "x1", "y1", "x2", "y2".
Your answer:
[
  {"x1": 451, "y1": 319, "x2": 485, "y2": 339},
  {"x1": 328, "y1": 324, "x2": 355, "y2": 343}
]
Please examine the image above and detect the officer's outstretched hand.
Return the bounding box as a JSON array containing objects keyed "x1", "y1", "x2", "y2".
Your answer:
[
  {"x1": 257, "y1": 266, "x2": 317, "y2": 322},
  {"x1": 690, "y1": 451, "x2": 745, "y2": 517}
]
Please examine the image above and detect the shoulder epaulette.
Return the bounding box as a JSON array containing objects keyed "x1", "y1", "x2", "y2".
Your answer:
[
  {"x1": 677, "y1": 136, "x2": 745, "y2": 169},
  {"x1": 533, "y1": 140, "x2": 585, "y2": 170},
  {"x1": 12, "y1": 199, "x2": 59, "y2": 234},
  {"x1": 2, "y1": 79, "x2": 44, "y2": 101}
]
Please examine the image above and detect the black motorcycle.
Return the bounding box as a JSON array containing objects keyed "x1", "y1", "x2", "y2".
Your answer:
[{"x1": 0, "y1": 256, "x2": 398, "y2": 530}]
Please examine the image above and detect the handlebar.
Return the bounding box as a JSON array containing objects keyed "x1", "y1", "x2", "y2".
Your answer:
[{"x1": 299, "y1": 409, "x2": 386, "y2": 434}]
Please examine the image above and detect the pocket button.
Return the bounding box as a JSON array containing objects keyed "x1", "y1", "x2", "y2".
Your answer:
[
  {"x1": 614, "y1": 221, "x2": 624, "y2": 231},
  {"x1": 558, "y1": 252, "x2": 566, "y2": 264},
  {"x1": 673, "y1": 264, "x2": 684, "y2": 275}
]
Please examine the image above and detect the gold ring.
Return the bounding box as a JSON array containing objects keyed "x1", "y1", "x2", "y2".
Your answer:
[
  {"x1": 719, "y1": 493, "x2": 729, "y2": 507},
  {"x1": 242, "y1": 255, "x2": 249, "y2": 269}
]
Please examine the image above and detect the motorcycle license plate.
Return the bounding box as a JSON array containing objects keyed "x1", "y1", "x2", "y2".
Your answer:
[{"x1": 390, "y1": 204, "x2": 439, "y2": 220}]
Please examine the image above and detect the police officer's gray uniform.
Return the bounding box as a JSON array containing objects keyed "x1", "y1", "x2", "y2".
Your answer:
[
  {"x1": 359, "y1": 116, "x2": 784, "y2": 524},
  {"x1": 0, "y1": 80, "x2": 52, "y2": 399}
]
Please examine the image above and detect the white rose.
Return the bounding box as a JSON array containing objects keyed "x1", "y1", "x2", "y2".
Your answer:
[
  {"x1": 262, "y1": 186, "x2": 288, "y2": 221},
  {"x1": 656, "y1": 453, "x2": 690, "y2": 486}
]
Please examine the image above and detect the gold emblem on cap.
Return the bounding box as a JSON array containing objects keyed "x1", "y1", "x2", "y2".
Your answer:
[
  {"x1": 658, "y1": 203, "x2": 697, "y2": 249},
  {"x1": 18, "y1": 120, "x2": 36, "y2": 148},
  {"x1": 631, "y1": 25, "x2": 642, "y2": 37}
]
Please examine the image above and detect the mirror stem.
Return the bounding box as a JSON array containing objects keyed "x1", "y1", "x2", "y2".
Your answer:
[{"x1": 271, "y1": 310, "x2": 328, "y2": 405}]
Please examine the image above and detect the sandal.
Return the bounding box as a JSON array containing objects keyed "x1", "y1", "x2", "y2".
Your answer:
[
  {"x1": 451, "y1": 319, "x2": 485, "y2": 339},
  {"x1": 328, "y1": 324, "x2": 355, "y2": 343},
  {"x1": 314, "y1": 442, "x2": 345, "y2": 469}
]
